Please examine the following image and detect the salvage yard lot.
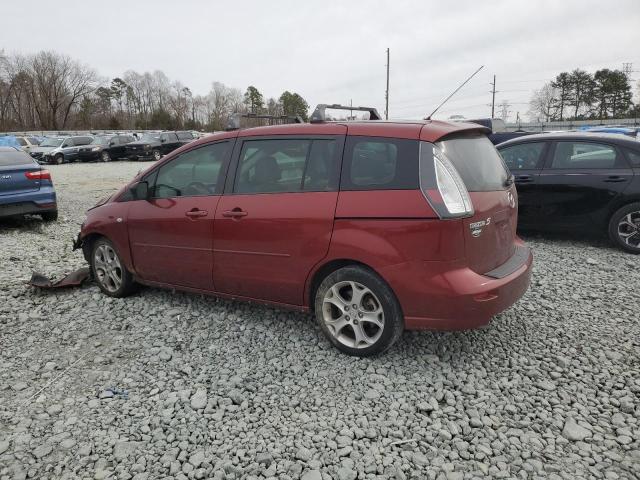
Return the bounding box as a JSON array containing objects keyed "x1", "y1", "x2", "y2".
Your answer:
[{"x1": 0, "y1": 162, "x2": 639, "y2": 480}]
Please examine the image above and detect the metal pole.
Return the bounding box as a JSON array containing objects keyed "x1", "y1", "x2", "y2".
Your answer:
[
  {"x1": 491, "y1": 75, "x2": 496, "y2": 118},
  {"x1": 385, "y1": 48, "x2": 390, "y2": 120}
]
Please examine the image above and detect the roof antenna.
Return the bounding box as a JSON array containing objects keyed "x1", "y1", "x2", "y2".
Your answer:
[{"x1": 425, "y1": 65, "x2": 484, "y2": 120}]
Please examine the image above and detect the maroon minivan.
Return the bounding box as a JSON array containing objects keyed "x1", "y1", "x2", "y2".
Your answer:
[{"x1": 75, "y1": 111, "x2": 532, "y2": 356}]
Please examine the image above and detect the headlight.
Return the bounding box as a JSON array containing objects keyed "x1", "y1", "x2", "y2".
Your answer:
[{"x1": 91, "y1": 146, "x2": 101, "y2": 151}]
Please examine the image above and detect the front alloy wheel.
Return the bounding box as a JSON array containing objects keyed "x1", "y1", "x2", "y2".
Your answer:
[
  {"x1": 90, "y1": 238, "x2": 137, "y2": 297},
  {"x1": 315, "y1": 266, "x2": 403, "y2": 356},
  {"x1": 152, "y1": 150, "x2": 161, "y2": 161}
]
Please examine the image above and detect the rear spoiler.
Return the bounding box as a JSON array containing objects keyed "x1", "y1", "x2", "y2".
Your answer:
[{"x1": 427, "y1": 121, "x2": 492, "y2": 143}]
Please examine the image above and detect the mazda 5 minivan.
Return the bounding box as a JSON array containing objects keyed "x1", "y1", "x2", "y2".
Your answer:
[{"x1": 75, "y1": 115, "x2": 532, "y2": 356}]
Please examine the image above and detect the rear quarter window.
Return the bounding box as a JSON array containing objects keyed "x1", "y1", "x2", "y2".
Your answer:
[
  {"x1": 341, "y1": 136, "x2": 419, "y2": 190},
  {"x1": 624, "y1": 148, "x2": 640, "y2": 166}
]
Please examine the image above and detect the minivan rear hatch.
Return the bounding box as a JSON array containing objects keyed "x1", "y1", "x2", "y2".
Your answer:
[{"x1": 436, "y1": 134, "x2": 517, "y2": 274}]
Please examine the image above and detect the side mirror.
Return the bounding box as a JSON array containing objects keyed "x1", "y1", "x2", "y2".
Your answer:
[{"x1": 131, "y1": 181, "x2": 149, "y2": 200}]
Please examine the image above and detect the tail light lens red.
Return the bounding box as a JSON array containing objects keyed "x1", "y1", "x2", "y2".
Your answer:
[
  {"x1": 419, "y1": 142, "x2": 474, "y2": 219},
  {"x1": 25, "y1": 170, "x2": 52, "y2": 181}
]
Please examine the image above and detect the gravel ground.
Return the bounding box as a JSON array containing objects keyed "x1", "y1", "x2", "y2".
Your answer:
[{"x1": 0, "y1": 161, "x2": 639, "y2": 480}]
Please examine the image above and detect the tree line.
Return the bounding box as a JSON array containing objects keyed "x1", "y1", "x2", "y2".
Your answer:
[
  {"x1": 0, "y1": 50, "x2": 310, "y2": 132},
  {"x1": 528, "y1": 67, "x2": 638, "y2": 122}
]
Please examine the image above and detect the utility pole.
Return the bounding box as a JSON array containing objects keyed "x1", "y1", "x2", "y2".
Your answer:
[
  {"x1": 385, "y1": 48, "x2": 390, "y2": 120},
  {"x1": 490, "y1": 75, "x2": 497, "y2": 118}
]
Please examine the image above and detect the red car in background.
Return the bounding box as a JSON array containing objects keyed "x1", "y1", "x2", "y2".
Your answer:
[{"x1": 75, "y1": 106, "x2": 532, "y2": 356}]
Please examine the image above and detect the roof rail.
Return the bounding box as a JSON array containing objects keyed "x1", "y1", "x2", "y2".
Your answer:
[
  {"x1": 226, "y1": 113, "x2": 304, "y2": 131},
  {"x1": 310, "y1": 104, "x2": 382, "y2": 123}
]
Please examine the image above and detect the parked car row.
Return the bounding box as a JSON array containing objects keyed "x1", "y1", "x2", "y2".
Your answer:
[{"x1": 8, "y1": 131, "x2": 196, "y2": 165}]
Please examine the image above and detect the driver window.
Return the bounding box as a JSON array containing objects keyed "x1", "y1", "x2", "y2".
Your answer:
[
  {"x1": 62, "y1": 139, "x2": 74, "y2": 148},
  {"x1": 152, "y1": 142, "x2": 230, "y2": 199}
]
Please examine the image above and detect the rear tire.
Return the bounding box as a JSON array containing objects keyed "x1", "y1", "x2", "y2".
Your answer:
[
  {"x1": 41, "y1": 210, "x2": 58, "y2": 222},
  {"x1": 314, "y1": 266, "x2": 403, "y2": 357},
  {"x1": 90, "y1": 237, "x2": 137, "y2": 297},
  {"x1": 608, "y1": 202, "x2": 640, "y2": 254}
]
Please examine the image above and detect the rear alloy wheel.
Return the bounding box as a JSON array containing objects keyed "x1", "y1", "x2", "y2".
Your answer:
[
  {"x1": 90, "y1": 238, "x2": 137, "y2": 297},
  {"x1": 609, "y1": 202, "x2": 640, "y2": 254},
  {"x1": 152, "y1": 150, "x2": 161, "y2": 161},
  {"x1": 315, "y1": 266, "x2": 403, "y2": 356},
  {"x1": 100, "y1": 151, "x2": 111, "y2": 162}
]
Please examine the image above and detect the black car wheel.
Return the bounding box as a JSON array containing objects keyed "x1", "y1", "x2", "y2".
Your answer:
[
  {"x1": 609, "y1": 202, "x2": 640, "y2": 254},
  {"x1": 54, "y1": 154, "x2": 64, "y2": 165},
  {"x1": 152, "y1": 150, "x2": 161, "y2": 161},
  {"x1": 41, "y1": 210, "x2": 58, "y2": 222},
  {"x1": 101, "y1": 151, "x2": 111, "y2": 162},
  {"x1": 314, "y1": 266, "x2": 404, "y2": 357}
]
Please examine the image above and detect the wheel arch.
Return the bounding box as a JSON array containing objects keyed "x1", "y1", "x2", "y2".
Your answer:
[{"x1": 306, "y1": 258, "x2": 391, "y2": 313}]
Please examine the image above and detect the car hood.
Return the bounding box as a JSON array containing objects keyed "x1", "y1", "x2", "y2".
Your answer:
[{"x1": 30, "y1": 146, "x2": 57, "y2": 153}]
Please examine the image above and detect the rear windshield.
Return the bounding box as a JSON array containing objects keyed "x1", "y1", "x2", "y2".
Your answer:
[
  {"x1": 437, "y1": 134, "x2": 509, "y2": 191},
  {"x1": 0, "y1": 150, "x2": 35, "y2": 166}
]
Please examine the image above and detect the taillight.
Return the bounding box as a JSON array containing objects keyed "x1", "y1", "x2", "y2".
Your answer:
[
  {"x1": 419, "y1": 142, "x2": 473, "y2": 218},
  {"x1": 25, "y1": 170, "x2": 51, "y2": 181}
]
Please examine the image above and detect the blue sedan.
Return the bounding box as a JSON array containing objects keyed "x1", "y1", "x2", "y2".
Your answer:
[{"x1": 0, "y1": 146, "x2": 58, "y2": 221}]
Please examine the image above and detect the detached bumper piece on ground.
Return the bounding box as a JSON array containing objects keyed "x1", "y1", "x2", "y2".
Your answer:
[{"x1": 29, "y1": 267, "x2": 91, "y2": 289}]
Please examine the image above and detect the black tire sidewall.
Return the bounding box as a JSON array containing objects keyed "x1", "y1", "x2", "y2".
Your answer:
[
  {"x1": 101, "y1": 151, "x2": 110, "y2": 162},
  {"x1": 90, "y1": 238, "x2": 135, "y2": 297},
  {"x1": 314, "y1": 266, "x2": 403, "y2": 357},
  {"x1": 608, "y1": 202, "x2": 640, "y2": 254},
  {"x1": 153, "y1": 150, "x2": 161, "y2": 161},
  {"x1": 55, "y1": 155, "x2": 63, "y2": 165}
]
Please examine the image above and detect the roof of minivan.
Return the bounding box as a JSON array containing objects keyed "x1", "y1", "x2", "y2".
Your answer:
[
  {"x1": 189, "y1": 119, "x2": 489, "y2": 148},
  {"x1": 497, "y1": 131, "x2": 640, "y2": 150}
]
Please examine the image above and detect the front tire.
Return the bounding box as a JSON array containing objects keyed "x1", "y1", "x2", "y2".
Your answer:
[
  {"x1": 90, "y1": 237, "x2": 137, "y2": 297},
  {"x1": 100, "y1": 151, "x2": 111, "y2": 162},
  {"x1": 314, "y1": 266, "x2": 403, "y2": 357},
  {"x1": 609, "y1": 203, "x2": 640, "y2": 254},
  {"x1": 54, "y1": 154, "x2": 64, "y2": 165},
  {"x1": 152, "y1": 150, "x2": 161, "y2": 161}
]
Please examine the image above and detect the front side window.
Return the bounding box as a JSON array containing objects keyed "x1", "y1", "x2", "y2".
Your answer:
[
  {"x1": 551, "y1": 142, "x2": 619, "y2": 169},
  {"x1": 62, "y1": 139, "x2": 75, "y2": 148},
  {"x1": 152, "y1": 142, "x2": 230, "y2": 198},
  {"x1": 499, "y1": 142, "x2": 546, "y2": 171},
  {"x1": 341, "y1": 137, "x2": 419, "y2": 190},
  {"x1": 234, "y1": 138, "x2": 337, "y2": 194}
]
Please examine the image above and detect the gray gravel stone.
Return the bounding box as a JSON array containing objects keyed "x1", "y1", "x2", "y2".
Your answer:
[{"x1": 0, "y1": 162, "x2": 638, "y2": 480}]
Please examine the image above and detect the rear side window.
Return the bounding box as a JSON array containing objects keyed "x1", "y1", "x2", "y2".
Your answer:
[
  {"x1": 625, "y1": 149, "x2": 640, "y2": 166},
  {"x1": 235, "y1": 138, "x2": 338, "y2": 194},
  {"x1": 0, "y1": 150, "x2": 35, "y2": 166},
  {"x1": 437, "y1": 134, "x2": 509, "y2": 191},
  {"x1": 161, "y1": 133, "x2": 178, "y2": 142},
  {"x1": 177, "y1": 132, "x2": 193, "y2": 140},
  {"x1": 551, "y1": 142, "x2": 619, "y2": 169},
  {"x1": 499, "y1": 142, "x2": 546, "y2": 171},
  {"x1": 341, "y1": 136, "x2": 418, "y2": 190},
  {"x1": 152, "y1": 142, "x2": 230, "y2": 198},
  {"x1": 74, "y1": 137, "x2": 93, "y2": 146}
]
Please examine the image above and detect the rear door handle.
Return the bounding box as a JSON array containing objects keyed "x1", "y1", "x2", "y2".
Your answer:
[
  {"x1": 604, "y1": 176, "x2": 627, "y2": 183},
  {"x1": 185, "y1": 209, "x2": 208, "y2": 218},
  {"x1": 222, "y1": 208, "x2": 248, "y2": 218},
  {"x1": 515, "y1": 175, "x2": 533, "y2": 183}
]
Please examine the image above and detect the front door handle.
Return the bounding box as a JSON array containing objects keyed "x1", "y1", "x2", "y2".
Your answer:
[
  {"x1": 222, "y1": 208, "x2": 248, "y2": 218},
  {"x1": 185, "y1": 209, "x2": 208, "y2": 218},
  {"x1": 604, "y1": 176, "x2": 627, "y2": 183}
]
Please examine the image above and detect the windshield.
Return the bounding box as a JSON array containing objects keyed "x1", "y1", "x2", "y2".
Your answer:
[
  {"x1": 40, "y1": 138, "x2": 64, "y2": 147},
  {"x1": 437, "y1": 134, "x2": 509, "y2": 192},
  {"x1": 140, "y1": 133, "x2": 160, "y2": 142},
  {"x1": 92, "y1": 136, "x2": 112, "y2": 145}
]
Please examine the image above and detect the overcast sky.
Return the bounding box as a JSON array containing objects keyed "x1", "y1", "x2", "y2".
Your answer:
[{"x1": 3, "y1": 0, "x2": 639, "y2": 121}]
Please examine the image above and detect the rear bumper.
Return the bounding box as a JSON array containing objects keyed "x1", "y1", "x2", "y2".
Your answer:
[
  {"x1": 0, "y1": 187, "x2": 57, "y2": 218},
  {"x1": 381, "y1": 242, "x2": 533, "y2": 331}
]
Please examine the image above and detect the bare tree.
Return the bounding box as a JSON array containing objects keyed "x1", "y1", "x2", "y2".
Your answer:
[{"x1": 528, "y1": 83, "x2": 558, "y2": 122}]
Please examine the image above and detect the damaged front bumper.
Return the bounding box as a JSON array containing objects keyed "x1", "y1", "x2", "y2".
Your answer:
[{"x1": 72, "y1": 232, "x2": 83, "y2": 251}]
